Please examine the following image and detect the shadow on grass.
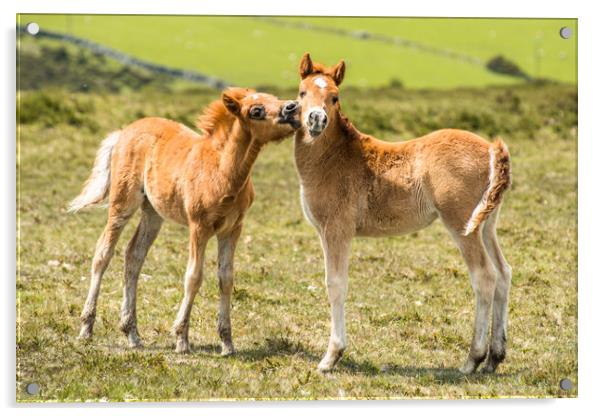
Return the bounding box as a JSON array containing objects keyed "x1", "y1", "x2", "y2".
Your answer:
[
  {"x1": 338, "y1": 357, "x2": 516, "y2": 384},
  {"x1": 233, "y1": 336, "x2": 322, "y2": 363},
  {"x1": 98, "y1": 339, "x2": 514, "y2": 385},
  {"x1": 113, "y1": 336, "x2": 322, "y2": 362}
]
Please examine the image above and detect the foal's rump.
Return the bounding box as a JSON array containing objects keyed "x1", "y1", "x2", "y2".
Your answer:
[
  {"x1": 418, "y1": 129, "x2": 511, "y2": 234},
  {"x1": 68, "y1": 117, "x2": 203, "y2": 218},
  {"x1": 112, "y1": 117, "x2": 203, "y2": 224}
]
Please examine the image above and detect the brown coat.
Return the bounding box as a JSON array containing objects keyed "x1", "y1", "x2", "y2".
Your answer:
[
  {"x1": 71, "y1": 88, "x2": 300, "y2": 354},
  {"x1": 294, "y1": 53, "x2": 512, "y2": 374}
]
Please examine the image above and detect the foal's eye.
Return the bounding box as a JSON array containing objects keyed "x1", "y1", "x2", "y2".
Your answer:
[
  {"x1": 332, "y1": 96, "x2": 339, "y2": 104},
  {"x1": 249, "y1": 106, "x2": 265, "y2": 120},
  {"x1": 299, "y1": 91, "x2": 306, "y2": 98}
]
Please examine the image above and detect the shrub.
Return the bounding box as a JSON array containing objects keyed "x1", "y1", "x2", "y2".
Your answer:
[
  {"x1": 486, "y1": 55, "x2": 531, "y2": 80},
  {"x1": 18, "y1": 91, "x2": 99, "y2": 131}
]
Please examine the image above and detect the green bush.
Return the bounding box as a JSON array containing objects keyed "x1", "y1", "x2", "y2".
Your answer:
[{"x1": 18, "y1": 91, "x2": 99, "y2": 131}]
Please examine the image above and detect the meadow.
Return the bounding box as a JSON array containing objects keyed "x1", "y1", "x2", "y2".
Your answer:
[
  {"x1": 285, "y1": 17, "x2": 577, "y2": 83},
  {"x1": 16, "y1": 54, "x2": 577, "y2": 399},
  {"x1": 20, "y1": 15, "x2": 576, "y2": 89}
]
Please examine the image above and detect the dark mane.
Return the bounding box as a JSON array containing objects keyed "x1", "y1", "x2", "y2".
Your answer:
[{"x1": 196, "y1": 87, "x2": 254, "y2": 136}]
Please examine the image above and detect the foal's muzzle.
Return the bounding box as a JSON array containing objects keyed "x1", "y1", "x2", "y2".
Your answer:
[
  {"x1": 306, "y1": 108, "x2": 328, "y2": 137},
  {"x1": 278, "y1": 101, "x2": 301, "y2": 129}
]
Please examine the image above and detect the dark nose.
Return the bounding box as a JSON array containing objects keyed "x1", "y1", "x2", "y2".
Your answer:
[
  {"x1": 282, "y1": 101, "x2": 299, "y2": 116},
  {"x1": 309, "y1": 110, "x2": 327, "y2": 125}
]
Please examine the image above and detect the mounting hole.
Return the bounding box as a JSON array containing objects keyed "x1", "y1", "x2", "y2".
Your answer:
[
  {"x1": 559, "y1": 378, "x2": 573, "y2": 391},
  {"x1": 559, "y1": 27, "x2": 572, "y2": 39},
  {"x1": 26, "y1": 22, "x2": 40, "y2": 36},
  {"x1": 25, "y1": 382, "x2": 40, "y2": 395}
]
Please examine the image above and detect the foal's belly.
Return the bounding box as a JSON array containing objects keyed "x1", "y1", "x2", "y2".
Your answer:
[
  {"x1": 301, "y1": 183, "x2": 439, "y2": 237},
  {"x1": 355, "y1": 210, "x2": 438, "y2": 237},
  {"x1": 355, "y1": 192, "x2": 438, "y2": 237},
  {"x1": 144, "y1": 186, "x2": 189, "y2": 225}
]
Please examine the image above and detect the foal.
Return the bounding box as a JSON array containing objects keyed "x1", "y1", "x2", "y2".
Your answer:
[
  {"x1": 294, "y1": 54, "x2": 512, "y2": 374},
  {"x1": 70, "y1": 88, "x2": 299, "y2": 354}
]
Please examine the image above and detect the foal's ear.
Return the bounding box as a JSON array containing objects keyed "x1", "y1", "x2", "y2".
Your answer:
[
  {"x1": 332, "y1": 60, "x2": 346, "y2": 86},
  {"x1": 299, "y1": 52, "x2": 314, "y2": 79},
  {"x1": 222, "y1": 92, "x2": 241, "y2": 115}
]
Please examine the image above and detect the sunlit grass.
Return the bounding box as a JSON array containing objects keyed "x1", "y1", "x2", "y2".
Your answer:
[{"x1": 17, "y1": 84, "x2": 577, "y2": 401}]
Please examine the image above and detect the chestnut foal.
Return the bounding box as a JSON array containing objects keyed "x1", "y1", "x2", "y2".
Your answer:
[
  {"x1": 294, "y1": 54, "x2": 512, "y2": 374},
  {"x1": 70, "y1": 88, "x2": 299, "y2": 354}
]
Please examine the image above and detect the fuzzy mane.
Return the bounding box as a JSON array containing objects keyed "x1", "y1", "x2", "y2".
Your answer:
[
  {"x1": 337, "y1": 110, "x2": 363, "y2": 141},
  {"x1": 305, "y1": 62, "x2": 337, "y2": 78},
  {"x1": 196, "y1": 87, "x2": 254, "y2": 136}
]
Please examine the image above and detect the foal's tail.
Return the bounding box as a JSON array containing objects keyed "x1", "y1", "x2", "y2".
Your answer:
[
  {"x1": 68, "y1": 131, "x2": 121, "y2": 213},
  {"x1": 463, "y1": 138, "x2": 512, "y2": 235}
]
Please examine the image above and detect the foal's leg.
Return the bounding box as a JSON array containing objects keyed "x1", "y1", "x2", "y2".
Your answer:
[
  {"x1": 481, "y1": 209, "x2": 512, "y2": 373},
  {"x1": 172, "y1": 223, "x2": 210, "y2": 353},
  {"x1": 119, "y1": 200, "x2": 163, "y2": 348},
  {"x1": 317, "y1": 232, "x2": 351, "y2": 372},
  {"x1": 449, "y1": 228, "x2": 498, "y2": 374},
  {"x1": 216, "y1": 224, "x2": 242, "y2": 356},
  {"x1": 79, "y1": 209, "x2": 135, "y2": 340}
]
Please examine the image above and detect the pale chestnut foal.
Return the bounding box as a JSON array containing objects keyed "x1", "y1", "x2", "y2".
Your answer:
[
  {"x1": 294, "y1": 53, "x2": 512, "y2": 374},
  {"x1": 70, "y1": 88, "x2": 300, "y2": 354}
]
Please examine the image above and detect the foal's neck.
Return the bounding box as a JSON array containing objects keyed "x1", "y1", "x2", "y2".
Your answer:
[
  {"x1": 217, "y1": 120, "x2": 263, "y2": 193},
  {"x1": 294, "y1": 111, "x2": 358, "y2": 174}
]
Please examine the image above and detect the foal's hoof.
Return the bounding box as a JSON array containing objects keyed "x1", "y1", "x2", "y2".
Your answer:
[
  {"x1": 220, "y1": 344, "x2": 236, "y2": 357},
  {"x1": 317, "y1": 362, "x2": 334, "y2": 374},
  {"x1": 317, "y1": 350, "x2": 344, "y2": 373},
  {"x1": 481, "y1": 362, "x2": 497, "y2": 374},
  {"x1": 77, "y1": 335, "x2": 92, "y2": 344},
  {"x1": 459, "y1": 361, "x2": 478, "y2": 375},
  {"x1": 128, "y1": 340, "x2": 144, "y2": 349},
  {"x1": 175, "y1": 340, "x2": 191, "y2": 354},
  {"x1": 126, "y1": 334, "x2": 144, "y2": 349},
  {"x1": 481, "y1": 349, "x2": 505, "y2": 374},
  {"x1": 77, "y1": 328, "x2": 93, "y2": 342},
  {"x1": 459, "y1": 351, "x2": 488, "y2": 374},
  {"x1": 481, "y1": 356, "x2": 503, "y2": 374}
]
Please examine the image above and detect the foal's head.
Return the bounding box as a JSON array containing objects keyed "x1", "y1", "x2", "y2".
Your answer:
[
  {"x1": 297, "y1": 53, "x2": 346, "y2": 141},
  {"x1": 220, "y1": 88, "x2": 300, "y2": 143}
]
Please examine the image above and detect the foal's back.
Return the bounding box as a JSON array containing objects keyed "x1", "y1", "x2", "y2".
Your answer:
[
  {"x1": 109, "y1": 117, "x2": 213, "y2": 225},
  {"x1": 345, "y1": 128, "x2": 493, "y2": 237}
]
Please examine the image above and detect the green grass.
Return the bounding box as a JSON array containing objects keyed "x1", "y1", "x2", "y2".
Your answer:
[
  {"x1": 19, "y1": 15, "x2": 576, "y2": 89},
  {"x1": 16, "y1": 83, "x2": 577, "y2": 401},
  {"x1": 287, "y1": 17, "x2": 577, "y2": 83}
]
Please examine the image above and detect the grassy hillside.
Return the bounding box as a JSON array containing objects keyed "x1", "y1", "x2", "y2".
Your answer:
[
  {"x1": 18, "y1": 15, "x2": 576, "y2": 89},
  {"x1": 17, "y1": 83, "x2": 577, "y2": 401},
  {"x1": 287, "y1": 17, "x2": 577, "y2": 83}
]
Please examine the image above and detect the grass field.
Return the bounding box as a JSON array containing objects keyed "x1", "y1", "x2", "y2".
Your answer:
[
  {"x1": 19, "y1": 15, "x2": 576, "y2": 89},
  {"x1": 286, "y1": 17, "x2": 577, "y2": 83},
  {"x1": 16, "y1": 80, "x2": 577, "y2": 401}
]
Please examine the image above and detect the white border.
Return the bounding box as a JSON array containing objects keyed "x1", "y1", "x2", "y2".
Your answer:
[
  {"x1": 5, "y1": 0, "x2": 584, "y2": 17},
  {"x1": 3, "y1": 1, "x2": 600, "y2": 415}
]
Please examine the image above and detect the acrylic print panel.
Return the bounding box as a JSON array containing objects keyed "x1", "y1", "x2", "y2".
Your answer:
[{"x1": 16, "y1": 14, "x2": 577, "y2": 401}]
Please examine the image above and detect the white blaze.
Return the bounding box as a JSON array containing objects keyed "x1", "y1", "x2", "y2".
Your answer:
[{"x1": 314, "y1": 77, "x2": 327, "y2": 89}]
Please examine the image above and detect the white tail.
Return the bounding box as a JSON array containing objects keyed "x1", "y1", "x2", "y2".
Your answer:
[
  {"x1": 68, "y1": 131, "x2": 120, "y2": 213},
  {"x1": 463, "y1": 146, "x2": 496, "y2": 235},
  {"x1": 463, "y1": 139, "x2": 511, "y2": 235}
]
